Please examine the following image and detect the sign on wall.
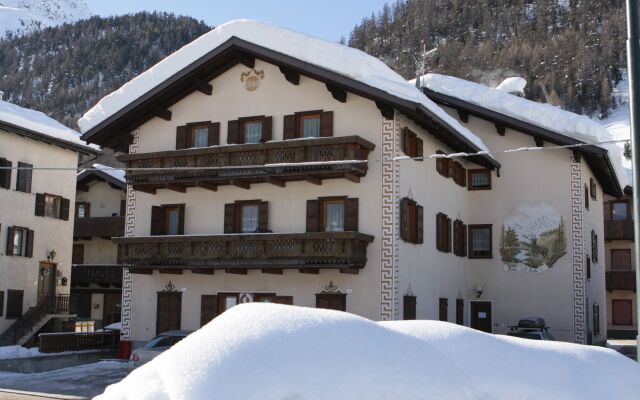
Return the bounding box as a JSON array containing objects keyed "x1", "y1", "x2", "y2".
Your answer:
[{"x1": 499, "y1": 204, "x2": 567, "y2": 273}]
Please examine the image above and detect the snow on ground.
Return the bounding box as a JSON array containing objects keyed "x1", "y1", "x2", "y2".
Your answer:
[
  {"x1": 96, "y1": 303, "x2": 640, "y2": 400},
  {"x1": 0, "y1": 361, "x2": 128, "y2": 398},
  {"x1": 0, "y1": 346, "x2": 42, "y2": 360},
  {"x1": 78, "y1": 19, "x2": 491, "y2": 154}
]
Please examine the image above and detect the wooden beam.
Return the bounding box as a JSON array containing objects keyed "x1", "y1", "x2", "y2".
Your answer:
[
  {"x1": 192, "y1": 78, "x2": 212, "y2": 95},
  {"x1": 231, "y1": 180, "x2": 250, "y2": 190},
  {"x1": 151, "y1": 104, "x2": 172, "y2": 121},
  {"x1": 262, "y1": 268, "x2": 283, "y2": 274},
  {"x1": 197, "y1": 182, "x2": 218, "y2": 192},
  {"x1": 165, "y1": 183, "x2": 187, "y2": 193},
  {"x1": 534, "y1": 137, "x2": 544, "y2": 147},
  {"x1": 343, "y1": 173, "x2": 360, "y2": 183},
  {"x1": 375, "y1": 101, "x2": 394, "y2": 120},
  {"x1": 457, "y1": 109, "x2": 469, "y2": 123},
  {"x1": 129, "y1": 268, "x2": 153, "y2": 275},
  {"x1": 267, "y1": 177, "x2": 286, "y2": 188},
  {"x1": 572, "y1": 150, "x2": 582, "y2": 162},
  {"x1": 191, "y1": 268, "x2": 215, "y2": 275},
  {"x1": 495, "y1": 123, "x2": 506, "y2": 136},
  {"x1": 299, "y1": 268, "x2": 319, "y2": 274},
  {"x1": 326, "y1": 83, "x2": 347, "y2": 103},
  {"x1": 305, "y1": 175, "x2": 322, "y2": 186},
  {"x1": 278, "y1": 66, "x2": 300, "y2": 85},
  {"x1": 226, "y1": 268, "x2": 248, "y2": 275},
  {"x1": 340, "y1": 267, "x2": 360, "y2": 275},
  {"x1": 237, "y1": 52, "x2": 255, "y2": 68},
  {"x1": 159, "y1": 268, "x2": 183, "y2": 275},
  {"x1": 132, "y1": 185, "x2": 157, "y2": 195}
]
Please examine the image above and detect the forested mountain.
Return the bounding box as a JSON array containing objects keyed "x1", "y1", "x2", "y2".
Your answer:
[
  {"x1": 0, "y1": 0, "x2": 91, "y2": 39},
  {"x1": 347, "y1": 0, "x2": 627, "y2": 117},
  {"x1": 0, "y1": 12, "x2": 210, "y2": 128}
]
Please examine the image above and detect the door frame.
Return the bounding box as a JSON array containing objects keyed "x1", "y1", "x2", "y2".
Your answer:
[
  {"x1": 156, "y1": 291, "x2": 182, "y2": 335},
  {"x1": 469, "y1": 300, "x2": 494, "y2": 333},
  {"x1": 37, "y1": 262, "x2": 57, "y2": 302}
]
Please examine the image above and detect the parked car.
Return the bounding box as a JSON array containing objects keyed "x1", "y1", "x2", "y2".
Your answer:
[
  {"x1": 506, "y1": 317, "x2": 555, "y2": 341},
  {"x1": 129, "y1": 330, "x2": 191, "y2": 368}
]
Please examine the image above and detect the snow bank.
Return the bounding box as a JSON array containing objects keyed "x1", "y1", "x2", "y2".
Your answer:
[
  {"x1": 96, "y1": 304, "x2": 640, "y2": 400},
  {"x1": 0, "y1": 345, "x2": 42, "y2": 360},
  {"x1": 421, "y1": 73, "x2": 628, "y2": 189},
  {"x1": 78, "y1": 20, "x2": 489, "y2": 153}
]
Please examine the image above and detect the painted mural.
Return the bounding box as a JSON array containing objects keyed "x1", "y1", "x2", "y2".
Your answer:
[{"x1": 500, "y1": 204, "x2": 567, "y2": 273}]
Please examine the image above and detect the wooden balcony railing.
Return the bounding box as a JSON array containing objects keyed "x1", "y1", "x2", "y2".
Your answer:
[
  {"x1": 74, "y1": 216, "x2": 125, "y2": 239},
  {"x1": 604, "y1": 220, "x2": 634, "y2": 241},
  {"x1": 71, "y1": 265, "x2": 123, "y2": 287},
  {"x1": 116, "y1": 136, "x2": 375, "y2": 193},
  {"x1": 606, "y1": 271, "x2": 637, "y2": 291},
  {"x1": 114, "y1": 232, "x2": 374, "y2": 274}
]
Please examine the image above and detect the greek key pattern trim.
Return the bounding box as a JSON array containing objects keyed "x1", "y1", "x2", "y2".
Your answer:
[
  {"x1": 121, "y1": 131, "x2": 139, "y2": 340},
  {"x1": 570, "y1": 153, "x2": 585, "y2": 344}
]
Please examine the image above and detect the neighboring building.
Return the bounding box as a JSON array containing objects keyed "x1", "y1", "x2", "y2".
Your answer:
[
  {"x1": 0, "y1": 100, "x2": 98, "y2": 345},
  {"x1": 77, "y1": 21, "x2": 622, "y2": 349},
  {"x1": 71, "y1": 164, "x2": 126, "y2": 330}
]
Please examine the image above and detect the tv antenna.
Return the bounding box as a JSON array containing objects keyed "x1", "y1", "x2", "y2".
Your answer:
[{"x1": 413, "y1": 44, "x2": 437, "y2": 88}]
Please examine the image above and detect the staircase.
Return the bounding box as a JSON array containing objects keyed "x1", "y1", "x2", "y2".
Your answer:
[{"x1": 0, "y1": 294, "x2": 77, "y2": 346}]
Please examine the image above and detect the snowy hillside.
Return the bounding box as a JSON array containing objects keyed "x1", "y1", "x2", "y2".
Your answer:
[{"x1": 0, "y1": 0, "x2": 91, "y2": 39}]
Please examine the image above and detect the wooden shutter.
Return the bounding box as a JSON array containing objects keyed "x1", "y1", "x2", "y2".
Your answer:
[
  {"x1": 0, "y1": 291, "x2": 3, "y2": 317},
  {"x1": 120, "y1": 199, "x2": 126, "y2": 216},
  {"x1": 416, "y1": 205, "x2": 424, "y2": 244},
  {"x1": 0, "y1": 159, "x2": 11, "y2": 189},
  {"x1": 208, "y1": 122, "x2": 220, "y2": 146},
  {"x1": 436, "y1": 152, "x2": 449, "y2": 177},
  {"x1": 462, "y1": 223, "x2": 468, "y2": 256},
  {"x1": 400, "y1": 198, "x2": 409, "y2": 241},
  {"x1": 345, "y1": 198, "x2": 359, "y2": 231},
  {"x1": 436, "y1": 213, "x2": 443, "y2": 251},
  {"x1": 306, "y1": 200, "x2": 320, "y2": 232},
  {"x1": 586, "y1": 256, "x2": 591, "y2": 280},
  {"x1": 6, "y1": 290, "x2": 23, "y2": 319},
  {"x1": 416, "y1": 138, "x2": 424, "y2": 161},
  {"x1": 258, "y1": 201, "x2": 269, "y2": 232},
  {"x1": 200, "y1": 295, "x2": 218, "y2": 327},
  {"x1": 35, "y1": 193, "x2": 45, "y2": 216},
  {"x1": 445, "y1": 216, "x2": 452, "y2": 252},
  {"x1": 224, "y1": 203, "x2": 236, "y2": 233},
  {"x1": 72, "y1": 243, "x2": 84, "y2": 264},
  {"x1": 439, "y1": 298, "x2": 448, "y2": 321},
  {"x1": 584, "y1": 184, "x2": 589, "y2": 210},
  {"x1": 150, "y1": 206, "x2": 164, "y2": 235},
  {"x1": 227, "y1": 120, "x2": 239, "y2": 144},
  {"x1": 272, "y1": 296, "x2": 293, "y2": 305},
  {"x1": 283, "y1": 115, "x2": 296, "y2": 139},
  {"x1": 401, "y1": 128, "x2": 410, "y2": 155},
  {"x1": 320, "y1": 111, "x2": 333, "y2": 137},
  {"x1": 456, "y1": 299, "x2": 464, "y2": 325},
  {"x1": 176, "y1": 125, "x2": 188, "y2": 150},
  {"x1": 84, "y1": 203, "x2": 91, "y2": 218},
  {"x1": 5, "y1": 226, "x2": 14, "y2": 256},
  {"x1": 24, "y1": 164, "x2": 32, "y2": 193},
  {"x1": 177, "y1": 204, "x2": 185, "y2": 235},
  {"x1": 25, "y1": 229, "x2": 34, "y2": 258},
  {"x1": 261, "y1": 116, "x2": 273, "y2": 142},
  {"x1": 591, "y1": 230, "x2": 598, "y2": 262},
  {"x1": 403, "y1": 295, "x2": 416, "y2": 320},
  {"x1": 60, "y1": 198, "x2": 70, "y2": 220}
]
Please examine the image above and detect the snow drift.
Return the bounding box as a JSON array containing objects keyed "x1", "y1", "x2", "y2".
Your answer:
[{"x1": 96, "y1": 303, "x2": 639, "y2": 400}]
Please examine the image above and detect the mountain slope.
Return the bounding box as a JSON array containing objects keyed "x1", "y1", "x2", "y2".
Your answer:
[{"x1": 0, "y1": 0, "x2": 91, "y2": 39}]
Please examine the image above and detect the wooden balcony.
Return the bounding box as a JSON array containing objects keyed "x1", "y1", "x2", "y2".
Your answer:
[
  {"x1": 71, "y1": 265, "x2": 123, "y2": 287},
  {"x1": 604, "y1": 220, "x2": 634, "y2": 241},
  {"x1": 114, "y1": 231, "x2": 375, "y2": 274},
  {"x1": 74, "y1": 216, "x2": 125, "y2": 239},
  {"x1": 606, "y1": 271, "x2": 637, "y2": 291},
  {"x1": 117, "y1": 136, "x2": 375, "y2": 193}
]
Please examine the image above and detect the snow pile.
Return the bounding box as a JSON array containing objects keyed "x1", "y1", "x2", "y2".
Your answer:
[
  {"x1": 495, "y1": 77, "x2": 526, "y2": 96},
  {"x1": 0, "y1": 0, "x2": 91, "y2": 39},
  {"x1": 78, "y1": 19, "x2": 490, "y2": 153},
  {"x1": 93, "y1": 163, "x2": 125, "y2": 183},
  {"x1": 96, "y1": 304, "x2": 640, "y2": 400},
  {"x1": 0, "y1": 345, "x2": 42, "y2": 359},
  {"x1": 421, "y1": 73, "x2": 629, "y2": 189},
  {"x1": 0, "y1": 99, "x2": 96, "y2": 151}
]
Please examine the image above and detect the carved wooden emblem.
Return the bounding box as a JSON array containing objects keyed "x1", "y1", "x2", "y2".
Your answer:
[{"x1": 241, "y1": 69, "x2": 265, "y2": 91}]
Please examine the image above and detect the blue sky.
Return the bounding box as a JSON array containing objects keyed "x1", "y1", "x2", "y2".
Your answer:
[{"x1": 84, "y1": 0, "x2": 390, "y2": 41}]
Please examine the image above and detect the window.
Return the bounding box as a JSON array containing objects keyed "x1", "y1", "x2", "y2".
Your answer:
[
  {"x1": 316, "y1": 293, "x2": 347, "y2": 311},
  {"x1": 6, "y1": 290, "x2": 23, "y2": 319},
  {"x1": 439, "y1": 298, "x2": 448, "y2": 322},
  {"x1": 5, "y1": 226, "x2": 33, "y2": 257},
  {"x1": 453, "y1": 220, "x2": 467, "y2": 257},
  {"x1": 436, "y1": 213, "x2": 451, "y2": 253},
  {"x1": 586, "y1": 256, "x2": 591, "y2": 281},
  {"x1": 16, "y1": 162, "x2": 32, "y2": 193},
  {"x1": 175, "y1": 122, "x2": 220, "y2": 149},
  {"x1": 192, "y1": 125, "x2": 209, "y2": 148},
  {"x1": 611, "y1": 249, "x2": 631, "y2": 270},
  {"x1": 283, "y1": 111, "x2": 333, "y2": 139},
  {"x1": 611, "y1": 201, "x2": 629, "y2": 221},
  {"x1": 224, "y1": 201, "x2": 268, "y2": 234},
  {"x1": 612, "y1": 300, "x2": 633, "y2": 326},
  {"x1": 468, "y1": 169, "x2": 491, "y2": 190},
  {"x1": 150, "y1": 204, "x2": 185, "y2": 235},
  {"x1": 240, "y1": 204, "x2": 260, "y2": 233},
  {"x1": 584, "y1": 184, "x2": 589, "y2": 210},
  {"x1": 469, "y1": 225, "x2": 492, "y2": 258},
  {"x1": 400, "y1": 198, "x2": 423, "y2": 244},
  {"x1": 300, "y1": 114, "x2": 321, "y2": 138},
  {"x1": 227, "y1": 116, "x2": 272, "y2": 144},
  {"x1": 45, "y1": 194, "x2": 62, "y2": 218},
  {"x1": 402, "y1": 128, "x2": 423, "y2": 160},
  {"x1": 243, "y1": 120, "x2": 263, "y2": 144},
  {"x1": 403, "y1": 295, "x2": 416, "y2": 320},
  {"x1": 306, "y1": 197, "x2": 358, "y2": 232},
  {"x1": 590, "y1": 178, "x2": 597, "y2": 201},
  {"x1": 0, "y1": 157, "x2": 11, "y2": 190},
  {"x1": 323, "y1": 200, "x2": 345, "y2": 232},
  {"x1": 593, "y1": 302, "x2": 600, "y2": 336},
  {"x1": 591, "y1": 230, "x2": 598, "y2": 263},
  {"x1": 75, "y1": 202, "x2": 90, "y2": 218},
  {"x1": 13, "y1": 228, "x2": 24, "y2": 256},
  {"x1": 72, "y1": 244, "x2": 84, "y2": 265},
  {"x1": 456, "y1": 299, "x2": 464, "y2": 325}
]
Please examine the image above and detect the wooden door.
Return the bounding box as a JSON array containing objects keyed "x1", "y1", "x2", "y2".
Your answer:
[
  {"x1": 156, "y1": 292, "x2": 182, "y2": 335},
  {"x1": 470, "y1": 301, "x2": 492, "y2": 333},
  {"x1": 200, "y1": 295, "x2": 218, "y2": 327},
  {"x1": 76, "y1": 292, "x2": 92, "y2": 318},
  {"x1": 612, "y1": 300, "x2": 633, "y2": 326},
  {"x1": 316, "y1": 294, "x2": 346, "y2": 311},
  {"x1": 72, "y1": 244, "x2": 84, "y2": 265},
  {"x1": 103, "y1": 293, "x2": 121, "y2": 326},
  {"x1": 37, "y1": 262, "x2": 56, "y2": 302},
  {"x1": 6, "y1": 290, "x2": 24, "y2": 319}
]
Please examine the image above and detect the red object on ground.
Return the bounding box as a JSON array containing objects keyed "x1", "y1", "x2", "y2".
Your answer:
[{"x1": 118, "y1": 340, "x2": 132, "y2": 359}]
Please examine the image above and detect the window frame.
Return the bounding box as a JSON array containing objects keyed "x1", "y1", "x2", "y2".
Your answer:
[
  {"x1": 15, "y1": 162, "x2": 33, "y2": 193},
  {"x1": 189, "y1": 123, "x2": 210, "y2": 149},
  {"x1": 238, "y1": 202, "x2": 262, "y2": 233},
  {"x1": 610, "y1": 201, "x2": 630, "y2": 221},
  {"x1": 240, "y1": 116, "x2": 265, "y2": 144},
  {"x1": 468, "y1": 224, "x2": 493, "y2": 259},
  {"x1": 320, "y1": 197, "x2": 347, "y2": 232},
  {"x1": 75, "y1": 202, "x2": 90, "y2": 218},
  {"x1": 12, "y1": 227, "x2": 27, "y2": 257},
  {"x1": 610, "y1": 249, "x2": 632, "y2": 271},
  {"x1": 467, "y1": 169, "x2": 491, "y2": 191},
  {"x1": 44, "y1": 193, "x2": 63, "y2": 219},
  {"x1": 297, "y1": 111, "x2": 322, "y2": 139},
  {"x1": 590, "y1": 178, "x2": 597, "y2": 201}
]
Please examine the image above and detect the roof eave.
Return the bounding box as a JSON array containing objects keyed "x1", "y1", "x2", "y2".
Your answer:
[{"x1": 1, "y1": 120, "x2": 99, "y2": 156}]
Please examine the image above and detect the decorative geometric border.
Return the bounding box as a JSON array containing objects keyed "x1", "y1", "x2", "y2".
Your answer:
[
  {"x1": 120, "y1": 131, "x2": 139, "y2": 341},
  {"x1": 570, "y1": 153, "x2": 586, "y2": 344},
  {"x1": 380, "y1": 113, "x2": 400, "y2": 320}
]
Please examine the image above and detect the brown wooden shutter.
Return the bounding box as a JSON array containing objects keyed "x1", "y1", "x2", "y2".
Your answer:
[
  {"x1": 151, "y1": 206, "x2": 163, "y2": 235},
  {"x1": 462, "y1": 224, "x2": 468, "y2": 256},
  {"x1": 416, "y1": 205, "x2": 424, "y2": 244},
  {"x1": 261, "y1": 116, "x2": 273, "y2": 142},
  {"x1": 345, "y1": 198, "x2": 359, "y2": 231},
  {"x1": 0, "y1": 291, "x2": 3, "y2": 317},
  {"x1": 0, "y1": 159, "x2": 11, "y2": 189},
  {"x1": 6, "y1": 290, "x2": 23, "y2": 319},
  {"x1": 403, "y1": 295, "x2": 416, "y2": 320},
  {"x1": 306, "y1": 200, "x2": 320, "y2": 232},
  {"x1": 25, "y1": 229, "x2": 34, "y2": 258},
  {"x1": 584, "y1": 184, "x2": 589, "y2": 210},
  {"x1": 177, "y1": 204, "x2": 185, "y2": 235},
  {"x1": 416, "y1": 138, "x2": 424, "y2": 161},
  {"x1": 72, "y1": 243, "x2": 84, "y2": 264},
  {"x1": 400, "y1": 197, "x2": 409, "y2": 241},
  {"x1": 60, "y1": 198, "x2": 70, "y2": 220},
  {"x1": 227, "y1": 120, "x2": 239, "y2": 144},
  {"x1": 24, "y1": 164, "x2": 32, "y2": 193},
  {"x1": 120, "y1": 199, "x2": 126, "y2": 216},
  {"x1": 200, "y1": 295, "x2": 218, "y2": 327},
  {"x1": 272, "y1": 296, "x2": 293, "y2": 305},
  {"x1": 283, "y1": 115, "x2": 296, "y2": 139},
  {"x1": 176, "y1": 125, "x2": 188, "y2": 150},
  {"x1": 401, "y1": 128, "x2": 409, "y2": 155},
  {"x1": 208, "y1": 122, "x2": 220, "y2": 146},
  {"x1": 320, "y1": 111, "x2": 333, "y2": 137},
  {"x1": 35, "y1": 193, "x2": 45, "y2": 216},
  {"x1": 6, "y1": 226, "x2": 15, "y2": 256},
  {"x1": 224, "y1": 203, "x2": 236, "y2": 233},
  {"x1": 456, "y1": 299, "x2": 464, "y2": 325},
  {"x1": 446, "y1": 216, "x2": 452, "y2": 252},
  {"x1": 85, "y1": 203, "x2": 91, "y2": 218},
  {"x1": 258, "y1": 201, "x2": 269, "y2": 232},
  {"x1": 435, "y1": 213, "x2": 442, "y2": 251}
]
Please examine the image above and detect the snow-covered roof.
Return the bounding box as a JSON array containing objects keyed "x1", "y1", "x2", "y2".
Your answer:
[
  {"x1": 95, "y1": 303, "x2": 640, "y2": 399},
  {"x1": 419, "y1": 73, "x2": 628, "y2": 190},
  {"x1": 92, "y1": 163, "x2": 125, "y2": 183},
  {"x1": 77, "y1": 163, "x2": 126, "y2": 189},
  {"x1": 496, "y1": 77, "x2": 526, "y2": 95},
  {"x1": 0, "y1": 99, "x2": 97, "y2": 153},
  {"x1": 78, "y1": 20, "x2": 491, "y2": 157}
]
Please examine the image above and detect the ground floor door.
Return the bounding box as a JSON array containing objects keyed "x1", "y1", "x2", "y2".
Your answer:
[
  {"x1": 612, "y1": 299, "x2": 633, "y2": 326},
  {"x1": 316, "y1": 293, "x2": 346, "y2": 311},
  {"x1": 37, "y1": 262, "x2": 57, "y2": 302},
  {"x1": 156, "y1": 292, "x2": 182, "y2": 335},
  {"x1": 470, "y1": 301, "x2": 492, "y2": 333},
  {"x1": 103, "y1": 292, "x2": 121, "y2": 326}
]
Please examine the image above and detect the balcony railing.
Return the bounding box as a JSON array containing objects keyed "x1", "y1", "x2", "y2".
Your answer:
[
  {"x1": 604, "y1": 220, "x2": 634, "y2": 241},
  {"x1": 606, "y1": 271, "x2": 637, "y2": 291},
  {"x1": 74, "y1": 216, "x2": 125, "y2": 239},
  {"x1": 117, "y1": 136, "x2": 375, "y2": 193},
  {"x1": 114, "y1": 232, "x2": 374, "y2": 273},
  {"x1": 71, "y1": 265, "x2": 123, "y2": 287}
]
